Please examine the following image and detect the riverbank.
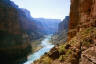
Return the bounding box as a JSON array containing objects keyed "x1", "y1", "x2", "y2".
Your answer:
[
  {"x1": 31, "y1": 37, "x2": 44, "y2": 52},
  {"x1": 24, "y1": 35, "x2": 54, "y2": 64}
]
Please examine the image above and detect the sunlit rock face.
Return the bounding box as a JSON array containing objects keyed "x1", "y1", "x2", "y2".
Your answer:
[
  {"x1": 0, "y1": 0, "x2": 44, "y2": 64},
  {"x1": 68, "y1": 0, "x2": 96, "y2": 64},
  {"x1": 68, "y1": 0, "x2": 96, "y2": 40}
]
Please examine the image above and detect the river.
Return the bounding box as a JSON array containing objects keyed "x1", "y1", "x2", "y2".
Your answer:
[{"x1": 24, "y1": 35, "x2": 54, "y2": 64}]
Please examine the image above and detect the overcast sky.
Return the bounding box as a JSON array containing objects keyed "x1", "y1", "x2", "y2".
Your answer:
[{"x1": 11, "y1": 0, "x2": 70, "y2": 20}]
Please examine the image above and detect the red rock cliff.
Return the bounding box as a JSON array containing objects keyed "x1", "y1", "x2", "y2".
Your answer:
[{"x1": 68, "y1": 0, "x2": 96, "y2": 40}]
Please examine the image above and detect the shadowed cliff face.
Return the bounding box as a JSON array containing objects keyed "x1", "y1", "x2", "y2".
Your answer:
[
  {"x1": 18, "y1": 9, "x2": 45, "y2": 40},
  {"x1": 0, "y1": 0, "x2": 45, "y2": 64},
  {"x1": 0, "y1": 0, "x2": 31, "y2": 64}
]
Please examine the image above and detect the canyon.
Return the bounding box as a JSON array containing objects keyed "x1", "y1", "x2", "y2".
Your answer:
[
  {"x1": 0, "y1": 0, "x2": 60, "y2": 64},
  {"x1": 0, "y1": 0, "x2": 96, "y2": 64},
  {"x1": 33, "y1": 0, "x2": 96, "y2": 64}
]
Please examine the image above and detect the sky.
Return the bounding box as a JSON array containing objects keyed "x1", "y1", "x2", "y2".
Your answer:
[{"x1": 11, "y1": 0, "x2": 70, "y2": 20}]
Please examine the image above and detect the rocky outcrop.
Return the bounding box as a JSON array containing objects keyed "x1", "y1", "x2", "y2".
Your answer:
[
  {"x1": 68, "y1": 0, "x2": 96, "y2": 63},
  {"x1": 33, "y1": 27, "x2": 96, "y2": 64},
  {"x1": 68, "y1": 0, "x2": 96, "y2": 40}
]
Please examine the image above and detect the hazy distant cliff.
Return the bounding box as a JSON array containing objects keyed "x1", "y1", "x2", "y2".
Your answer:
[
  {"x1": 51, "y1": 16, "x2": 69, "y2": 44},
  {"x1": 59, "y1": 16, "x2": 69, "y2": 33},
  {"x1": 34, "y1": 18, "x2": 61, "y2": 34}
]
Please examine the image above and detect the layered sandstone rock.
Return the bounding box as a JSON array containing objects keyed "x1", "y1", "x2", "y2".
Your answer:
[
  {"x1": 68, "y1": 0, "x2": 96, "y2": 40},
  {"x1": 67, "y1": 0, "x2": 96, "y2": 64},
  {"x1": 68, "y1": 0, "x2": 96, "y2": 64}
]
